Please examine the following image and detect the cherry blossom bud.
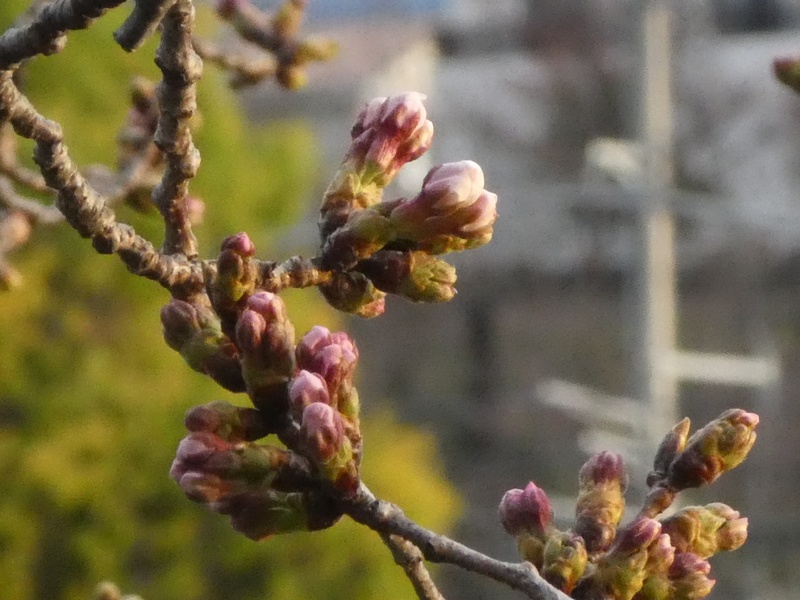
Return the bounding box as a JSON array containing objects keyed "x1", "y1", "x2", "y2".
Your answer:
[
  {"x1": 320, "y1": 270, "x2": 386, "y2": 318},
  {"x1": 235, "y1": 292, "x2": 296, "y2": 410},
  {"x1": 320, "y1": 94, "x2": 433, "y2": 230},
  {"x1": 184, "y1": 400, "x2": 273, "y2": 442},
  {"x1": 577, "y1": 518, "x2": 662, "y2": 600},
  {"x1": 288, "y1": 370, "x2": 330, "y2": 421},
  {"x1": 300, "y1": 403, "x2": 357, "y2": 489},
  {"x1": 359, "y1": 250, "x2": 457, "y2": 303},
  {"x1": 669, "y1": 553, "x2": 715, "y2": 600},
  {"x1": 160, "y1": 300, "x2": 245, "y2": 392},
  {"x1": 647, "y1": 417, "x2": 691, "y2": 487},
  {"x1": 498, "y1": 482, "x2": 553, "y2": 537},
  {"x1": 636, "y1": 533, "x2": 677, "y2": 600},
  {"x1": 320, "y1": 208, "x2": 395, "y2": 270},
  {"x1": 660, "y1": 503, "x2": 748, "y2": 559},
  {"x1": 212, "y1": 232, "x2": 258, "y2": 337},
  {"x1": 541, "y1": 532, "x2": 588, "y2": 594},
  {"x1": 575, "y1": 451, "x2": 628, "y2": 553},
  {"x1": 668, "y1": 409, "x2": 758, "y2": 489},
  {"x1": 390, "y1": 161, "x2": 498, "y2": 254}
]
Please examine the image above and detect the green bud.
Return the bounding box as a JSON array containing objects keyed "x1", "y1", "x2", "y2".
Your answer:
[
  {"x1": 160, "y1": 300, "x2": 245, "y2": 392},
  {"x1": 660, "y1": 503, "x2": 747, "y2": 559},
  {"x1": 541, "y1": 531, "x2": 588, "y2": 594},
  {"x1": 647, "y1": 417, "x2": 691, "y2": 487},
  {"x1": 321, "y1": 208, "x2": 396, "y2": 270},
  {"x1": 575, "y1": 451, "x2": 628, "y2": 553},
  {"x1": 319, "y1": 270, "x2": 386, "y2": 318},
  {"x1": 359, "y1": 250, "x2": 457, "y2": 303},
  {"x1": 668, "y1": 409, "x2": 758, "y2": 490}
]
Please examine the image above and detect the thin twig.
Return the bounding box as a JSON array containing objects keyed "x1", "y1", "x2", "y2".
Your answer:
[
  {"x1": 341, "y1": 484, "x2": 573, "y2": 600},
  {"x1": 381, "y1": 534, "x2": 447, "y2": 600},
  {"x1": 152, "y1": 0, "x2": 201, "y2": 258},
  {"x1": 192, "y1": 36, "x2": 276, "y2": 88}
]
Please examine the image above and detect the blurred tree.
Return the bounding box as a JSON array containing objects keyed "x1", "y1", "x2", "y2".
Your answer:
[{"x1": 0, "y1": 2, "x2": 460, "y2": 599}]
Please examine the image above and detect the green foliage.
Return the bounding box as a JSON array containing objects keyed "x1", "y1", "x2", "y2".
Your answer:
[{"x1": 0, "y1": 2, "x2": 461, "y2": 599}]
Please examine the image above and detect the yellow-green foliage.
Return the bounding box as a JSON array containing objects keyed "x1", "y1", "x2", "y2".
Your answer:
[{"x1": 0, "y1": 3, "x2": 461, "y2": 599}]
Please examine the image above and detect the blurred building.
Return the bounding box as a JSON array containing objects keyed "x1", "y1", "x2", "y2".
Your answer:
[{"x1": 240, "y1": 2, "x2": 800, "y2": 599}]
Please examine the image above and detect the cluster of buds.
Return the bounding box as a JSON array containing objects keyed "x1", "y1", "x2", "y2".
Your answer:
[
  {"x1": 317, "y1": 93, "x2": 498, "y2": 316},
  {"x1": 165, "y1": 234, "x2": 363, "y2": 536},
  {"x1": 498, "y1": 409, "x2": 758, "y2": 599},
  {"x1": 214, "y1": 0, "x2": 338, "y2": 89}
]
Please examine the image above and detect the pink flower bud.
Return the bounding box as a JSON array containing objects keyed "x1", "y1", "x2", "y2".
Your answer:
[
  {"x1": 348, "y1": 93, "x2": 434, "y2": 186},
  {"x1": 660, "y1": 503, "x2": 748, "y2": 558},
  {"x1": 300, "y1": 402, "x2": 346, "y2": 464},
  {"x1": 498, "y1": 481, "x2": 553, "y2": 537},
  {"x1": 390, "y1": 161, "x2": 498, "y2": 253},
  {"x1": 221, "y1": 231, "x2": 256, "y2": 257},
  {"x1": 288, "y1": 370, "x2": 330, "y2": 420},
  {"x1": 296, "y1": 326, "x2": 333, "y2": 368},
  {"x1": 612, "y1": 518, "x2": 662, "y2": 556}
]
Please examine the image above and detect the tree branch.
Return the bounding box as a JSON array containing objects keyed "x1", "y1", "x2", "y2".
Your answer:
[
  {"x1": 0, "y1": 71, "x2": 203, "y2": 298},
  {"x1": 0, "y1": 0, "x2": 127, "y2": 69},
  {"x1": 341, "y1": 484, "x2": 573, "y2": 600},
  {"x1": 152, "y1": 0, "x2": 201, "y2": 258},
  {"x1": 381, "y1": 534, "x2": 447, "y2": 600}
]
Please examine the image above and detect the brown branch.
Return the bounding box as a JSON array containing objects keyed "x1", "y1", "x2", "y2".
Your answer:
[
  {"x1": 114, "y1": 0, "x2": 177, "y2": 52},
  {"x1": 381, "y1": 534, "x2": 447, "y2": 600},
  {"x1": 192, "y1": 36, "x2": 276, "y2": 88},
  {"x1": 152, "y1": 0, "x2": 201, "y2": 258},
  {"x1": 341, "y1": 484, "x2": 573, "y2": 600},
  {"x1": 0, "y1": 0, "x2": 127, "y2": 69},
  {"x1": 0, "y1": 71, "x2": 203, "y2": 297}
]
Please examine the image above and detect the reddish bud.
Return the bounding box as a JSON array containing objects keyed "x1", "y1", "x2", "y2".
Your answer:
[
  {"x1": 575, "y1": 451, "x2": 628, "y2": 553},
  {"x1": 498, "y1": 481, "x2": 553, "y2": 537}
]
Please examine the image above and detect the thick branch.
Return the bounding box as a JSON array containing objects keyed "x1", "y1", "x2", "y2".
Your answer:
[
  {"x1": 341, "y1": 484, "x2": 572, "y2": 600},
  {"x1": 0, "y1": 0, "x2": 127, "y2": 69},
  {"x1": 381, "y1": 534, "x2": 446, "y2": 600},
  {"x1": 152, "y1": 0, "x2": 201, "y2": 258}
]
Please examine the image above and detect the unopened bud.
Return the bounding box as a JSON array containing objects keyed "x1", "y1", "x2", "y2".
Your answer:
[
  {"x1": 636, "y1": 534, "x2": 676, "y2": 600},
  {"x1": 160, "y1": 300, "x2": 245, "y2": 392},
  {"x1": 499, "y1": 481, "x2": 553, "y2": 537},
  {"x1": 660, "y1": 503, "x2": 748, "y2": 558},
  {"x1": 288, "y1": 370, "x2": 330, "y2": 421},
  {"x1": 582, "y1": 518, "x2": 662, "y2": 600},
  {"x1": 184, "y1": 400, "x2": 273, "y2": 442},
  {"x1": 575, "y1": 451, "x2": 628, "y2": 553},
  {"x1": 648, "y1": 417, "x2": 691, "y2": 487},
  {"x1": 541, "y1": 532, "x2": 588, "y2": 594},
  {"x1": 668, "y1": 409, "x2": 758, "y2": 489},
  {"x1": 320, "y1": 208, "x2": 395, "y2": 270},
  {"x1": 360, "y1": 250, "x2": 457, "y2": 303},
  {"x1": 668, "y1": 552, "x2": 715, "y2": 600},
  {"x1": 299, "y1": 402, "x2": 357, "y2": 489},
  {"x1": 319, "y1": 270, "x2": 386, "y2": 318},
  {"x1": 235, "y1": 292, "x2": 296, "y2": 410},
  {"x1": 390, "y1": 161, "x2": 498, "y2": 254}
]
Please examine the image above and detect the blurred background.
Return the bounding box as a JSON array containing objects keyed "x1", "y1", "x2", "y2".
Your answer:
[{"x1": 1, "y1": 0, "x2": 800, "y2": 599}]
